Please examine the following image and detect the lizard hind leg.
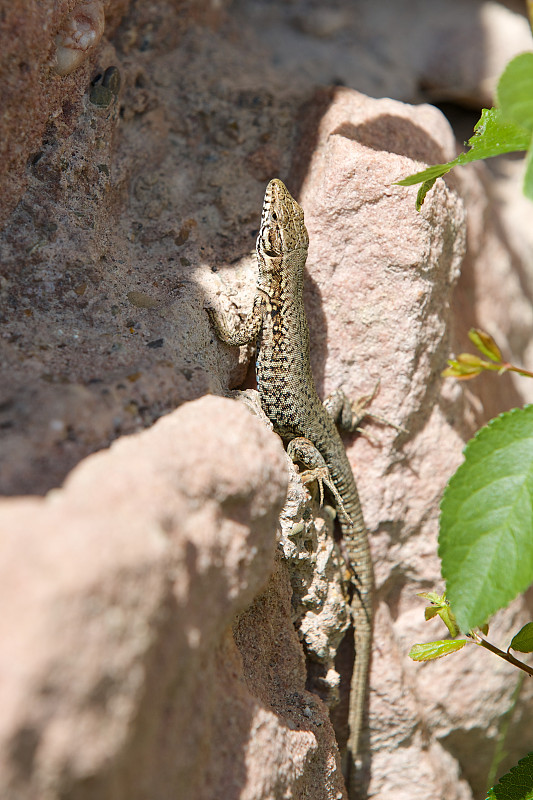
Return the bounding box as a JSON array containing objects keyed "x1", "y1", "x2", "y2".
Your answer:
[{"x1": 287, "y1": 437, "x2": 353, "y2": 527}]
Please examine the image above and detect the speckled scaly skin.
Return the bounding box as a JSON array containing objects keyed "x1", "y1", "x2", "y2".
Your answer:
[{"x1": 209, "y1": 179, "x2": 373, "y2": 796}]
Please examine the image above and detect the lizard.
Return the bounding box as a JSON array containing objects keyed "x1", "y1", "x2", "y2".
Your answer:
[{"x1": 208, "y1": 178, "x2": 373, "y2": 796}]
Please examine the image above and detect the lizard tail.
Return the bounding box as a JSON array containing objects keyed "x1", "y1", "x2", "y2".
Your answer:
[
  {"x1": 346, "y1": 598, "x2": 373, "y2": 797},
  {"x1": 343, "y1": 517, "x2": 374, "y2": 799}
]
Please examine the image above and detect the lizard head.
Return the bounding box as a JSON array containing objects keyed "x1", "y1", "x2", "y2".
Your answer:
[{"x1": 256, "y1": 179, "x2": 309, "y2": 282}]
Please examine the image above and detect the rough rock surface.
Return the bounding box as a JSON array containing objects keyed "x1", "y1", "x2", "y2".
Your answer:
[
  {"x1": 1, "y1": 2, "x2": 533, "y2": 800},
  {"x1": 0, "y1": 397, "x2": 348, "y2": 800}
]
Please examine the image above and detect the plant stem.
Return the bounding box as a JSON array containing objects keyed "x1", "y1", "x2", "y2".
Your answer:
[
  {"x1": 469, "y1": 632, "x2": 533, "y2": 676},
  {"x1": 503, "y1": 363, "x2": 533, "y2": 379}
]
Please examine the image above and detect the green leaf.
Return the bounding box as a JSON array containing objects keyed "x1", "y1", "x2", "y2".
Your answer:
[
  {"x1": 396, "y1": 165, "x2": 453, "y2": 188},
  {"x1": 464, "y1": 107, "x2": 530, "y2": 157},
  {"x1": 440, "y1": 406, "x2": 533, "y2": 632},
  {"x1": 397, "y1": 55, "x2": 533, "y2": 208},
  {"x1": 416, "y1": 178, "x2": 437, "y2": 210},
  {"x1": 409, "y1": 639, "x2": 467, "y2": 661},
  {"x1": 486, "y1": 751, "x2": 533, "y2": 800},
  {"x1": 497, "y1": 53, "x2": 533, "y2": 132},
  {"x1": 510, "y1": 622, "x2": 533, "y2": 653},
  {"x1": 396, "y1": 107, "x2": 532, "y2": 208},
  {"x1": 396, "y1": 108, "x2": 530, "y2": 188}
]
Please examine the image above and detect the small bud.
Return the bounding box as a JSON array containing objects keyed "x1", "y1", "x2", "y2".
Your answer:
[
  {"x1": 418, "y1": 592, "x2": 460, "y2": 637},
  {"x1": 418, "y1": 591, "x2": 446, "y2": 606},
  {"x1": 468, "y1": 329, "x2": 502, "y2": 362},
  {"x1": 456, "y1": 353, "x2": 486, "y2": 366},
  {"x1": 442, "y1": 359, "x2": 483, "y2": 380}
]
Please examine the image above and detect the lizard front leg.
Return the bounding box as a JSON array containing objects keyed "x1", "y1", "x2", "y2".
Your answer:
[
  {"x1": 323, "y1": 384, "x2": 380, "y2": 433},
  {"x1": 325, "y1": 383, "x2": 405, "y2": 439},
  {"x1": 207, "y1": 293, "x2": 264, "y2": 347}
]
